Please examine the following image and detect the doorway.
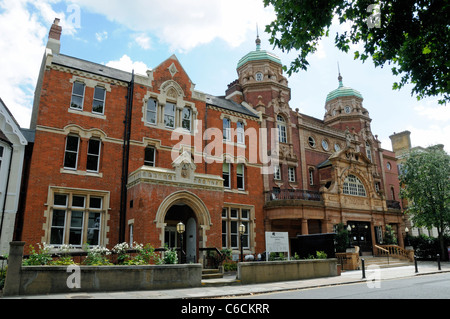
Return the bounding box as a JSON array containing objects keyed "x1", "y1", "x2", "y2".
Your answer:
[
  {"x1": 165, "y1": 204, "x2": 198, "y2": 263},
  {"x1": 348, "y1": 221, "x2": 373, "y2": 254}
]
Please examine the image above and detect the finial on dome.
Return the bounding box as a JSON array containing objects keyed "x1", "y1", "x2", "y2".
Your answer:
[
  {"x1": 256, "y1": 23, "x2": 261, "y2": 51},
  {"x1": 337, "y1": 62, "x2": 343, "y2": 87}
]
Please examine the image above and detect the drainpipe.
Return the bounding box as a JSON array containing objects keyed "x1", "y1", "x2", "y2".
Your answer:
[
  {"x1": 0, "y1": 140, "x2": 13, "y2": 247},
  {"x1": 119, "y1": 70, "x2": 135, "y2": 244}
]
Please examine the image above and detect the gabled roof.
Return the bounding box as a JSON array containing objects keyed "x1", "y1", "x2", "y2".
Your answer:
[{"x1": 0, "y1": 98, "x2": 28, "y2": 146}]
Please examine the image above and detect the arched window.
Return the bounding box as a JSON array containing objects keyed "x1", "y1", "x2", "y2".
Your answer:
[
  {"x1": 343, "y1": 175, "x2": 367, "y2": 197},
  {"x1": 277, "y1": 115, "x2": 287, "y2": 143}
]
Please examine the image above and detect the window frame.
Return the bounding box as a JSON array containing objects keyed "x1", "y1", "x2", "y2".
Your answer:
[
  {"x1": 49, "y1": 191, "x2": 106, "y2": 248},
  {"x1": 343, "y1": 174, "x2": 367, "y2": 197},
  {"x1": 221, "y1": 207, "x2": 251, "y2": 250},
  {"x1": 274, "y1": 164, "x2": 282, "y2": 180},
  {"x1": 223, "y1": 162, "x2": 231, "y2": 189},
  {"x1": 144, "y1": 147, "x2": 156, "y2": 167},
  {"x1": 182, "y1": 107, "x2": 192, "y2": 132},
  {"x1": 164, "y1": 103, "x2": 176, "y2": 129},
  {"x1": 146, "y1": 98, "x2": 158, "y2": 125},
  {"x1": 86, "y1": 138, "x2": 101, "y2": 173},
  {"x1": 237, "y1": 121, "x2": 245, "y2": 144},
  {"x1": 237, "y1": 164, "x2": 245, "y2": 190},
  {"x1": 92, "y1": 86, "x2": 106, "y2": 115},
  {"x1": 64, "y1": 135, "x2": 80, "y2": 170},
  {"x1": 70, "y1": 81, "x2": 86, "y2": 111},
  {"x1": 277, "y1": 115, "x2": 288, "y2": 144},
  {"x1": 288, "y1": 167, "x2": 296, "y2": 183},
  {"x1": 223, "y1": 118, "x2": 231, "y2": 142}
]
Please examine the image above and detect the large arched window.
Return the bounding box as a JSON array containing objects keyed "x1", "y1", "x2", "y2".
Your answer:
[{"x1": 343, "y1": 175, "x2": 367, "y2": 197}]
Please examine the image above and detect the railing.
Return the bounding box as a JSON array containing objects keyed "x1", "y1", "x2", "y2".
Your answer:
[
  {"x1": 386, "y1": 200, "x2": 402, "y2": 210},
  {"x1": 375, "y1": 245, "x2": 412, "y2": 261},
  {"x1": 199, "y1": 248, "x2": 226, "y2": 269},
  {"x1": 374, "y1": 245, "x2": 390, "y2": 264},
  {"x1": 265, "y1": 189, "x2": 322, "y2": 203}
]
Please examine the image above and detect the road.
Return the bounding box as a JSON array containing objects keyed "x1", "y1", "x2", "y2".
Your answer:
[{"x1": 243, "y1": 272, "x2": 450, "y2": 299}]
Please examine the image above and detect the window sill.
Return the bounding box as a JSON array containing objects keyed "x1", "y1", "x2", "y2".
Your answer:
[
  {"x1": 224, "y1": 189, "x2": 249, "y2": 195},
  {"x1": 60, "y1": 168, "x2": 103, "y2": 178},
  {"x1": 68, "y1": 108, "x2": 106, "y2": 120}
]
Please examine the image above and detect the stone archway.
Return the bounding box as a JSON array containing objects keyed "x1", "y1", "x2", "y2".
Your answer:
[{"x1": 155, "y1": 191, "x2": 211, "y2": 253}]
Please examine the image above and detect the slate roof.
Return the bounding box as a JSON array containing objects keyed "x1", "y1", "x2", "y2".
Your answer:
[
  {"x1": 52, "y1": 54, "x2": 259, "y2": 118},
  {"x1": 52, "y1": 54, "x2": 133, "y2": 83},
  {"x1": 205, "y1": 95, "x2": 259, "y2": 118}
]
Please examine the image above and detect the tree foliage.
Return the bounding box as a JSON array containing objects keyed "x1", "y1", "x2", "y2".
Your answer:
[
  {"x1": 400, "y1": 146, "x2": 450, "y2": 258},
  {"x1": 263, "y1": 0, "x2": 450, "y2": 104}
]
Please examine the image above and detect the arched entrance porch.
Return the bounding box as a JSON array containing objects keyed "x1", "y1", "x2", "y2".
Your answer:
[{"x1": 155, "y1": 191, "x2": 211, "y2": 264}]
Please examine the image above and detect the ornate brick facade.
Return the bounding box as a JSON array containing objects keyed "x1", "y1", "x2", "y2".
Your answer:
[{"x1": 16, "y1": 20, "x2": 406, "y2": 259}]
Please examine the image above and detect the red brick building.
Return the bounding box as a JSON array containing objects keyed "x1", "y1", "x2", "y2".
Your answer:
[{"x1": 16, "y1": 19, "x2": 406, "y2": 260}]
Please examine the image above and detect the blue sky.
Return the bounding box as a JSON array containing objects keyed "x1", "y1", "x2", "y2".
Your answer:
[{"x1": 1, "y1": 0, "x2": 448, "y2": 152}]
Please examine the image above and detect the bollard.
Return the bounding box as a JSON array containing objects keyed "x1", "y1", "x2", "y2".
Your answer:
[
  {"x1": 437, "y1": 254, "x2": 441, "y2": 271},
  {"x1": 414, "y1": 255, "x2": 418, "y2": 273},
  {"x1": 361, "y1": 258, "x2": 366, "y2": 279}
]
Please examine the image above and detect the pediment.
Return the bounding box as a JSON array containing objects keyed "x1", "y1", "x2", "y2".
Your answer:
[{"x1": 328, "y1": 146, "x2": 372, "y2": 165}]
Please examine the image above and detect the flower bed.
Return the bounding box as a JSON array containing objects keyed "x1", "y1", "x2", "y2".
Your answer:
[{"x1": 3, "y1": 242, "x2": 202, "y2": 297}]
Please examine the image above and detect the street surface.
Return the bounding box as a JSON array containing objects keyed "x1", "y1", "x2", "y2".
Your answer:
[{"x1": 244, "y1": 272, "x2": 450, "y2": 299}]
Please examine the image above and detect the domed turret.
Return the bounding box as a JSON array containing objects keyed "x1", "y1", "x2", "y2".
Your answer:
[
  {"x1": 237, "y1": 35, "x2": 282, "y2": 69},
  {"x1": 326, "y1": 73, "x2": 363, "y2": 102}
]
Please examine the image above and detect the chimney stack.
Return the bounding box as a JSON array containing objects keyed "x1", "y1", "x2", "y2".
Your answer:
[{"x1": 47, "y1": 18, "x2": 62, "y2": 54}]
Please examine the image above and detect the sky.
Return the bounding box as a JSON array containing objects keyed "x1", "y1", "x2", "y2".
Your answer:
[{"x1": 0, "y1": 0, "x2": 448, "y2": 153}]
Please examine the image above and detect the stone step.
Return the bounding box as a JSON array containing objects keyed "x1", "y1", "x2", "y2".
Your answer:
[
  {"x1": 362, "y1": 257, "x2": 413, "y2": 269},
  {"x1": 202, "y1": 268, "x2": 223, "y2": 280}
]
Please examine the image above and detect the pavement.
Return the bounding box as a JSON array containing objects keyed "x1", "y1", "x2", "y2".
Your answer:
[{"x1": 2, "y1": 261, "x2": 450, "y2": 300}]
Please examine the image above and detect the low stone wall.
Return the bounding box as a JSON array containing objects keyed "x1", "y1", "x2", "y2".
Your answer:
[
  {"x1": 237, "y1": 259, "x2": 338, "y2": 285},
  {"x1": 3, "y1": 242, "x2": 202, "y2": 297}
]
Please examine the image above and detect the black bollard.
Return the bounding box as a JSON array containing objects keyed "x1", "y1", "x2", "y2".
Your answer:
[
  {"x1": 362, "y1": 258, "x2": 366, "y2": 279},
  {"x1": 438, "y1": 254, "x2": 441, "y2": 271},
  {"x1": 415, "y1": 255, "x2": 418, "y2": 273}
]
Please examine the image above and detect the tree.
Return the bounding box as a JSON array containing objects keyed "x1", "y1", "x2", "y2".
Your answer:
[
  {"x1": 334, "y1": 223, "x2": 350, "y2": 253},
  {"x1": 263, "y1": 0, "x2": 450, "y2": 104},
  {"x1": 400, "y1": 146, "x2": 450, "y2": 260}
]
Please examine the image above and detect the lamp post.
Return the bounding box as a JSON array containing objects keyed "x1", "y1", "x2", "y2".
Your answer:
[
  {"x1": 405, "y1": 227, "x2": 410, "y2": 247},
  {"x1": 177, "y1": 222, "x2": 185, "y2": 264},
  {"x1": 239, "y1": 223, "x2": 246, "y2": 262},
  {"x1": 347, "y1": 225, "x2": 352, "y2": 249}
]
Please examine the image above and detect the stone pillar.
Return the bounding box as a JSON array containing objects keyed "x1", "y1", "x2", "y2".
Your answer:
[
  {"x1": 301, "y1": 219, "x2": 309, "y2": 235},
  {"x1": 3, "y1": 242, "x2": 25, "y2": 297}
]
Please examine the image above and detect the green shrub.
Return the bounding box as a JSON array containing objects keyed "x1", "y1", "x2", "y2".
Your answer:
[{"x1": 22, "y1": 244, "x2": 53, "y2": 266}]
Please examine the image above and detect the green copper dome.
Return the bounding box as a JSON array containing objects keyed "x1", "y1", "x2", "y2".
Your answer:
[
  {"x1": 326, "y1": 75, "x2": 363, "y2": 102},
  {"x1": 237, "y1": 36, "x2": 282, "y2": 68}
]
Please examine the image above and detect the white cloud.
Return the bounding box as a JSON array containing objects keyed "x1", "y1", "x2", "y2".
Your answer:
[
  {"x1": 407, "y1": 125, "x2": 450, "y2": 153},
  {"x1": 414, "y1": 103, "x2": 450, "y2": 122},
  {"x1": 95, "y1": 31, "x2": 108, "y2": 42},
  {"x1": 133, "y1": 33, "x2": 151, "y2": 50},
  {"x1": 105, "y1": 55, "x2": 150, "y2": 75},
  {"x1": 0, "y1": 0, "x2": 48, "y2": 128},
  {"x1": 71, "y1": 0, "x2": 275, "y2": 52}
]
